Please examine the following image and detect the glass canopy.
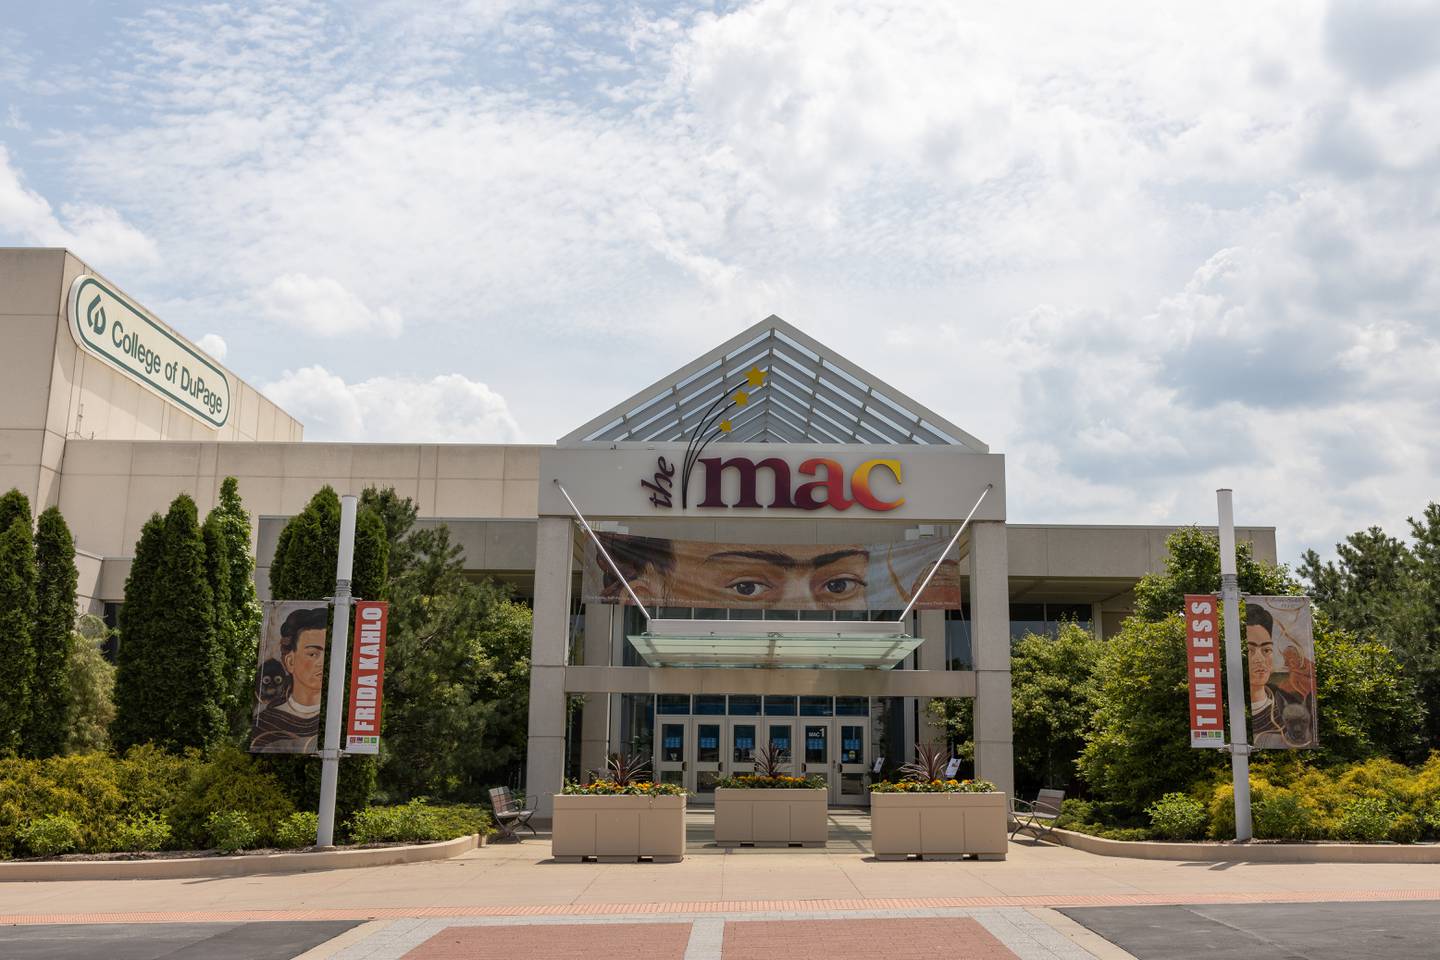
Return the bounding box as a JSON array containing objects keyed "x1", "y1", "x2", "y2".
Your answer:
[{"x1": 627, "y1": 618, "x2": 921, "y2": 669}]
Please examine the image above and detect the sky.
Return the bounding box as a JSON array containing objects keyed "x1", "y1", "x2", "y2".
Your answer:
[{"x1": 2, "y1": 0, "x2": 1438, "y2": 568}]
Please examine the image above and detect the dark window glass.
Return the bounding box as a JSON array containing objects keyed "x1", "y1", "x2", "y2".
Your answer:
[
  {"x1": 728, "y1": 694, "x2": 761, "y2": 716},
  {"x1": 799, "y1": 696, "x2": 833, "y2": 717},
  {"x1": 841, "y1": 725, "x2": 864, "y2": 764},
  {"x1": 694, "y1": 694, "x2": 726, "y2": 716},
  {"x1": 836, "y1": 697, "x2": 869, "y2": 717},
  {"x1": 945, "y1": 616, "x2": 973, "y2": 670},
  {"x1": 697, "y1": 724, "x2": 720, "y2": 762},
  {"x1": 661, "y1": 723, "x2": 684, "y2": 762},
  {"x1": 764, "y1": 695, "x2": 798, "y2": 716},
  {"x1": 805, "y1": 725, "x2": 828, "y2": 763},
  {"x1": 768, "y1": 724, "x2": 793, "y2": 755},
  {"x1": 732, "y1": 724, "x2": 757, "y2": 763},
  {"x1": 657, "y1": 694, "x2": 691, "y2": 715}
]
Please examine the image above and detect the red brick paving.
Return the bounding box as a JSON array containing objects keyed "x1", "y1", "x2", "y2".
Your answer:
[
  {"x1": 4, "y1": 889, "x2": 1440, "y2": 925},
  {"x1": 722, "y1": 917, "x2": 1020, "y2": 959},
  {"x1": 402, "y1": 922, "x2": 692, "y2": 960}
]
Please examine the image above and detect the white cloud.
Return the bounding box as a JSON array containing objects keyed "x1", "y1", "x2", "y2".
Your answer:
[
  {"x1": 195, "y1": 333, "x2": 227, "y2": 361},
  {"x1": 260, "y1": 365, "x2": 520, "y2": 443},
  {"x1": 257, "y1": 274, "x2": 404, "y2": 338},
  {"x1": 0, "y1": 146, "x2": 159, "y2": 268}
]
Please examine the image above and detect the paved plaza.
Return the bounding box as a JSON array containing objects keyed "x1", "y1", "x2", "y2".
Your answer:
[{"x1": 2, "y1": 811, "x2": 1438, "y2": 959}]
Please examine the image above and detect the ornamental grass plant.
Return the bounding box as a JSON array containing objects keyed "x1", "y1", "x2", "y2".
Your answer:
[{"x1": 563, "y1": 752, "x2": 685, "y2": 796}]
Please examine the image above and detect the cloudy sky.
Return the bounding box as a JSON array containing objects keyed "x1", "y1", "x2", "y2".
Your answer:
[{"x1": 2, "y1": 1, "x2": 1438, "y2": 565}]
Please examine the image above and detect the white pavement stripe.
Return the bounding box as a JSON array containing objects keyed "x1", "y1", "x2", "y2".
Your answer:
[{"x1": 683, "y1": 918, "x2": 725, "y2": 960}]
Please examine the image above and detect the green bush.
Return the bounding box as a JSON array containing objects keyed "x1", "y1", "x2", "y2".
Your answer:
[
  {"x1": 1252, "y1": 791, "x2": 1318, "y2": 841},
  {"x1": 1146, "y1": 792, "x2": 1207, "y2": 840},
  {"x1": 1338, "y1": 797, "x2": 1393, "y2": 842},
  {"x1": 347, "y1": 800, "x2": 441, "y2": 844},
  {"x1": 21, "y1": 815, "x2": 83, "y2": 857},
  {"x1": 205, "y1": 811, "x2": 257, "y2": 853},
  {"x1": 169, "y1": 747, "x2": 295, "y2": 848},
  {"x1": 109, "y1": 813, "x2": 172, "y2": 852},
  {"x1": 274, "y1": 812, "x2": 319, "y2": 850},
  {"x1": 1388, "y1": 813, "x2": 1423, "y2": 844},
  {"x1": 425, "y1": 804, "x2": 493, "y2": 839}
]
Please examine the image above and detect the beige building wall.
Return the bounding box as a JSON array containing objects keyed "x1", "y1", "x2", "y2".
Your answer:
[{"x1": 0, "y1": 248, "x2": 301, "y2": 522}]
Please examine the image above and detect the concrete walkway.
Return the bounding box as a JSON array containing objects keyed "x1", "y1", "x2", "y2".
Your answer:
[{"x1": 1, "y1": 810, "x2": 1436, "y2": 924}]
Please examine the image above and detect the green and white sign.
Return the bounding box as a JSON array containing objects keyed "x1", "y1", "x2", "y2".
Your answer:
[{"x1": 67, "y1": 276, "x2": 231, "y2": 428}]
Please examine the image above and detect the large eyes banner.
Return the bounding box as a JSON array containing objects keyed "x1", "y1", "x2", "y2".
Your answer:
[{"x1": 582, "y1": 533, "x2": 962, "y2": 611}]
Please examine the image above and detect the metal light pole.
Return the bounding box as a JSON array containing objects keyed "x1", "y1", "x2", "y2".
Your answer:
[
  {"x1": 316, "y1": 494, "x2": 357, "y2": 848},
  {"x1": 1217, "y1": 489, "x2": 1252, "y2": 841}
]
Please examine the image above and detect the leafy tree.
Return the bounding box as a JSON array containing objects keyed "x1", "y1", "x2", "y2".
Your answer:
[
  {"x1": 1133, "y1": 526, "x2": 1296, "y2": 622},
  {"x1": 65, "y1": 615, "x2": 116, "y2": 754},
  {"x1": 1300, "y1": 504, "x2": 1440, "y2": 746},
  {"x1": 26, "y1": 507, "x2": 77, "y2": 757},
  {"x1": 1010, "y1": 622, "x2": 1104, "y2": 794},
  {"x1": 261, "y1": 486, "x2": 389, "y2": 818},
  {"x1": 0, "y1": 501, "x2": 37, "y2": 755},
  {"x1": 1310, "y1": 618, "x2": 1424, "y2": 765},
  {"x1": 205, "y1": 478, "x2": 262, "y2": 735},
  {"x1": 381, "y1": 521, "x2": 532, "y2": 800},
  {"x1": 112, "y1": 495, "x2": 227, "y2": 751}
]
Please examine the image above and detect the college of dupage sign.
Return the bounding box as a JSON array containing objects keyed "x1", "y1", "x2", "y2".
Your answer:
[
  {"x1": 538, "y1": 444, "x2": 1006, "y2": 522},
  {"x1": 67, "y1": 275, "x2": 232, "y2": 428}
]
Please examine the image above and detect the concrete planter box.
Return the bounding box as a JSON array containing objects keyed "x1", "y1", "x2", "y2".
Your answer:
[
  {"x1": 714, "y1": 788, "x2": 827, "y2": 847},
  {"x1": 870, "y1": 791, "x2": 1007, "y2": 860},
  {"x1": 551, "y1": 794, "x2": 686, "y2": 862}
]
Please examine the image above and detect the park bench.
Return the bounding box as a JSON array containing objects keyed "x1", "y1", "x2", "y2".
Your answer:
[
  {"x1": 489, "y1": 786, "x2": 537, "y2": 842},
  {"x1": 1010, "y1": 788, "x2": 1065, "y2": 843}
]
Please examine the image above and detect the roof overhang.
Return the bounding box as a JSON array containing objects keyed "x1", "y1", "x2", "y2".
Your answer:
[{"x1": 626, "y1": 618, "x2": 921, "y2": 669}]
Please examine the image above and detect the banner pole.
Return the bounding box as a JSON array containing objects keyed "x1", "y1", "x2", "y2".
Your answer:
[
  {"x1": 316, "y1": 494, "x2": 357, "y2": 848},
  {"x1": 1217, "y1": 488, "x2": 1252, "y2": 842}
]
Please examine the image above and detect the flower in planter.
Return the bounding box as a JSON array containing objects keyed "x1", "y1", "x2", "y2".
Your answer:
[
  {"x1": 715, "y1": 773, "x2": 827, "y2": 789},
  {"x1": 870, "y1": 741, "x2": 997, "y2": 793},
  {"x1": 563, "y1": 754, "x2": 686, "y2": 796}
]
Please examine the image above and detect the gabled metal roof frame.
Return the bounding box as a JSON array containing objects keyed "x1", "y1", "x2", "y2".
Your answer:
[{"x1": 562, "y1": 316, "x2": 987, "y2": 451}]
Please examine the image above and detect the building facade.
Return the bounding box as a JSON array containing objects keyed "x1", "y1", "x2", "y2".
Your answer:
[{"x1": 1, "y1": 248, "x2": 1276, "y2": 815}]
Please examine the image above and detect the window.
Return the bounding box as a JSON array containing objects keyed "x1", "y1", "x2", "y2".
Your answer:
[
  {"x1": 763, "y1": 696, "x2": 798, "y2": 716},
  {"x1": 728, "y1": 694, "x2": 762, "y2": 716},
  {"x1": 799, "y1": 696, "x2": 834, "y2": 717},
  {"x1": 657, "y1": 694, "x2": 691, "y2": 715}
]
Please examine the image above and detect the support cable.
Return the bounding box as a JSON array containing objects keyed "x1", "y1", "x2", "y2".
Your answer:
[
  {"x1": 895, "y1": 483, "x2": 994, "y2": 625},
  {"x1": 554, "y1": 480, "x2": 654, "y2": 626}
]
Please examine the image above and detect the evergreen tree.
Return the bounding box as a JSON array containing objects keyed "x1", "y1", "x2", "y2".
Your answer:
[
  {"x1": 65, "y1": 615, "x2": 115, "y2": 754},
  {"x1": 112, "y1": 514, "x2": 164, "y2": 751},
  {"x1": 26, "y1": 507, "x2": 77, "y2": 757},
  {"x1": 112, "y1": 495, "x2": 227, "y2": 751},
  {"x1": 0, "y1": 488, "x2": 30, "y2": 536},
  {"x1": 0, "y1": 503, "x2": 37, "y2": 756},
  {"x1": 205, "y1": 478, "x2": 262, "y2": 736},
  {"x1": 262, "y1": 486, "x2": 389, "y2": 818}
]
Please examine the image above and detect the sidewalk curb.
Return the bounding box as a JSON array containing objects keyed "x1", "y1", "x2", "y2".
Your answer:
[
  {"x1": 1050, "y1": 828, "x2": 1440, "y2": 863},
  {"x1": 0, "y1": 833, "x2": 485, "y2": 882}
]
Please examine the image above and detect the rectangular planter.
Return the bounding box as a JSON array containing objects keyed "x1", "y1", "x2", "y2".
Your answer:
[
  {"x1": 551, "y1": 794, "x2": 686, "y2": 862},
  {"x1": 714, "y1": 788, "x2": 828, "y2": 847},
  {"x1": 869, "y1": 791, "x2": 1008, "y2": 860}
]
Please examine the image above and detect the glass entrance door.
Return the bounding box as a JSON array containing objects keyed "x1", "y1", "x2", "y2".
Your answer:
[
  {"x1": 766, "y1": 722, "x2": 798, "y2": 776},
  {"x1": 655, "y1": 721, "x2": 686, "y2": 789},
  {"x1": 835, "y1": 722, "x2": 869, "y2": 806},
  {"x1": 693, "y1": 721, "x2": 725, "y2": 801},
  {"x1": 802, "y1": 723, "x2": 831, "y2": 793}
]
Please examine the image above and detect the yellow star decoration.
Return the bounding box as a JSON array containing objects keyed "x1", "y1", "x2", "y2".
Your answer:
[
  {"x1": 733, "y1": 390, "x2": 749, "y2": 406},
  {"x1": 719, "y1": 419, "x2": 733, "y2": 432},
  {"x1": 745, "y1": 366, "x2": 767, "y2": 387}
]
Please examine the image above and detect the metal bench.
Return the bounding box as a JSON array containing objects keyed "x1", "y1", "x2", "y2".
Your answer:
[
  {"x1": 1010, "y1": 788, "x2": 1065, "y2": 843},
  {"x1": 489, "y1": 786, "x2": 536, "y2": 842}
]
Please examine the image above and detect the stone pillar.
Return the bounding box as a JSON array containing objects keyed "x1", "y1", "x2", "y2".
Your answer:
[
  {"x1": 578, "y1": 560, "x2": 611, "y2": 780},
  {"x1": 523, "y1": 516, "x2": 573, "y2": 821},
  {"x1": 971, "y1": 520, "x2": 1014, "y2": 801},
  {"x1": 917, "y1": 608, "x2": 948, "y2": 748}
]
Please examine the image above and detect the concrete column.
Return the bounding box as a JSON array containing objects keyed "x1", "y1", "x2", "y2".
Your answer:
[
  {"x1": 523, "y1": 516, "x2": 573, "y2": 821},
  {"x1": 578, "y1": 560, "x2": 611, "y2": 779},
  {"x1": 971, "y1": 520, "x2": 1014, "y2": 800},
  {"x1": 917, "y1": 608, "x2": 948, "y2": 748}
]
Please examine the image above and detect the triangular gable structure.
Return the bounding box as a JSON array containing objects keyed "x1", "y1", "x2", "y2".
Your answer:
[{"x1": 562, "y1": 316, "x2": 987, "y2": 451}]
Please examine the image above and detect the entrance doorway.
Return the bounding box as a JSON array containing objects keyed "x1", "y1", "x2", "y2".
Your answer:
[{"x1": 650, "y1": 695, "x2": 872, "y2": 806}]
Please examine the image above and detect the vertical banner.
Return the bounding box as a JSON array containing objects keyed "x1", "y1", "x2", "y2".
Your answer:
[
  {"x1": 1246, "y1": 596, "x2": 1318, "y2": 749},
  {"x1": 251, "y1": 600, "x2": 331, "y2": 754},
  {"x1": 1185, "y1": 595, "x2": 1226, "y2": 748},
  {"x1": 345, "y1": 601, "x2": 389, "y2": 754}
]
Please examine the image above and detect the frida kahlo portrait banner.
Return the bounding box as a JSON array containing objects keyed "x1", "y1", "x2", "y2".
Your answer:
[
  {"x1": 1245, "y1": 595, "x2": 1318, "y2": 750},
  {"x1": 250, "y1": 600, "x2": 329, "y2": 754},
  {"x1": 582, "y1": 533, "x2": 961, "y2": 611}
]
